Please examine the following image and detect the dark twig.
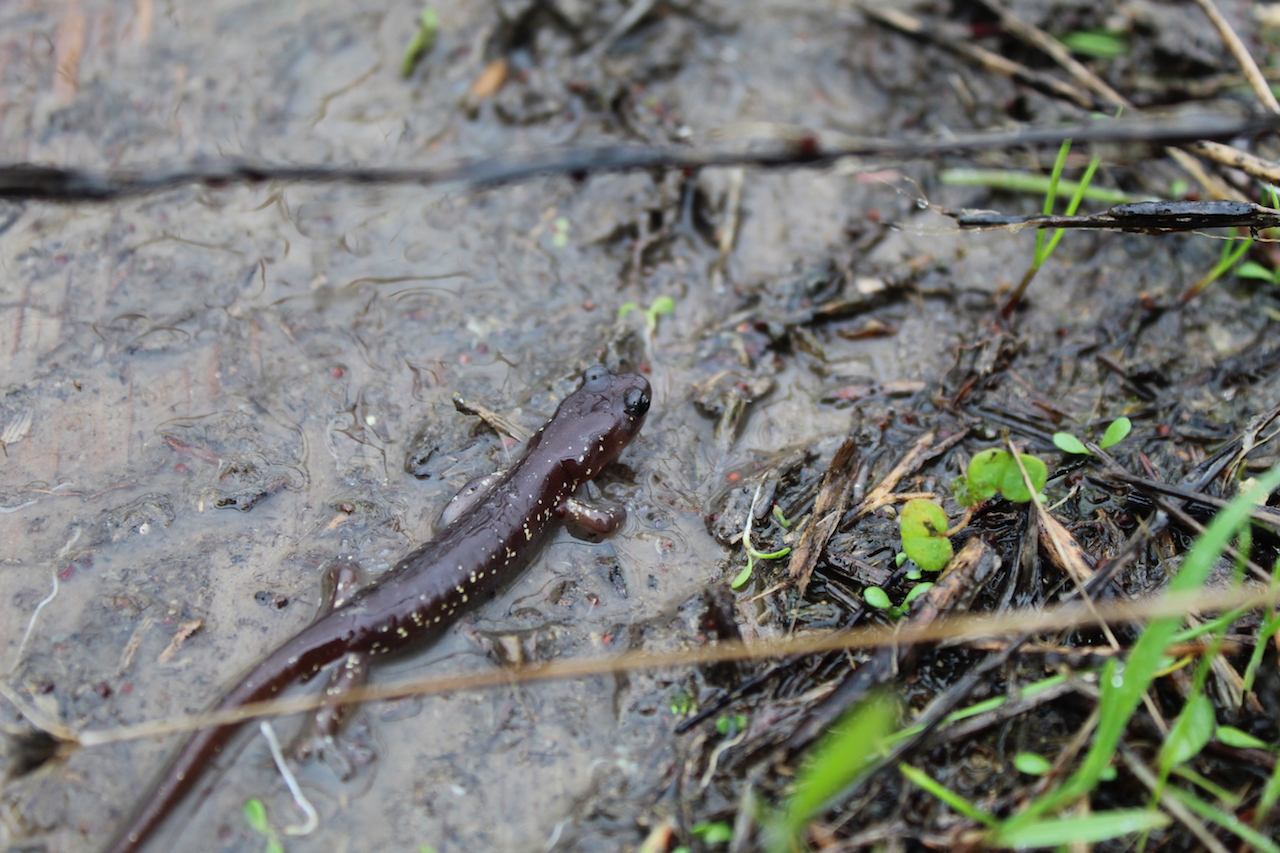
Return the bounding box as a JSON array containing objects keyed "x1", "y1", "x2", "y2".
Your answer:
[{"x1": 1, "y1": 113, "x2": 1277, "y2": 202}]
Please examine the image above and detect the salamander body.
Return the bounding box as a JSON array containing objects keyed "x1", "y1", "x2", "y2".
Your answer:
[{"x1": 105, "y1": 365, "x2": 651, "y2": 853}]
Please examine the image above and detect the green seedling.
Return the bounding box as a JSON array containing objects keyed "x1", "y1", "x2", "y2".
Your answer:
[
  {"x1": 1003, "y1": 139, "x2": 1102, "y2": 318},
  {"x1": 1052, "y1": 416, "x2": 1131, "y2": 456},
  {"x1": 1237, "y1": 259, "x2": 1280, "y2": 286},
  {"x1": 953, "y1": 448, "x2": 1048, "y2": 507},
  {"x1": 691, "y1": 821, "x2": 733, "y2": 845},
  {"x1": 902, "y1": 764, "x2": 1170, "y2": 845},
  {"x1": 731, "y1": 497, "x2": 792, "y2": 590},
  {"x1": 1013, "y1": 753, "x2": 1054, "y2": 776},
  {"x1": 898, "y1": 498, "x2": 953, "y2": 573},
  {"x1": 716, "y1": 713, "x2": 748, "y2": 736},
  {"x1": 619, "y1": 295, "x2": 675, "y2": 335},
  {"x1": 863, "y1": 582, "x2": 934, "y2": 619},
  {"x1": 551, "y1": 216, "x2": 571, "y2": 248},
  {"x1": 669, "y1": 688, "x2": 695, "y2": 717},
  {"x1": 244, "y1": 798, "x2": 284, "y2": 853},
  {"x1": 1059, "y1": 29, "x2": 1129, "y2": 59},
  {"x1": 401, "y1": 8, "x2": 439, "y2": 78}
]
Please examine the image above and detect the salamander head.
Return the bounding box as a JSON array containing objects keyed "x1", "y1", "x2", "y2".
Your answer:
[{"x1": 538, "y1": 365, "x2": 651, "y2": 484}]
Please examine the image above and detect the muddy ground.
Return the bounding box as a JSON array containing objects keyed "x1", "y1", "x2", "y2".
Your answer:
[{"x1": 1, "y1": 1, "x2": 1279, "y2": 852}]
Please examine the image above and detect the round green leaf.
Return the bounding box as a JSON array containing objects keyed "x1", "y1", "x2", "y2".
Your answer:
[
  {"x1": 966, "y1": 449, "x2": 1009, "y2": 501},
  {"x1": 864, "y1": 587, "x2": 892, "y2": 609},
  {"x1": 901, "y1": 582, "x2": 934, "y2": 609},
  {"x1": 1013, "y1": 752, "x2": 1052, "y2": 775},
  {"x1": 1100, "y1": 417, "x2": 1132, "y2": 449},
  {"x1": 899, "y1": 499, "x2": 953, "y2": 573},
  {"x1": 1001, "y1": 454, "x2": 1047, "y2": 502},
  {"x1": 1053, "y1": 432, "x2": 1090, "y2": 455}
]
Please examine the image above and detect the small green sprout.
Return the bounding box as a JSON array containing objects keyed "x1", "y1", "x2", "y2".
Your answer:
[
  {"x1": 1180, "y1": 234, "x2": 1253, "y2": 303},
  {"x1": 244, "y1": 799, "x2": 284, "y2": 853},
  {"x1": 716, "y1": 713, "x2": 748, "y2": 736},
  {"x1": 691, "y1": 821, "x2": 733, "y2": 844},
  {"x1": 669, "y1": 688, "x2": 695, "y2": 717},
  {"x1": 1014, "y1": 753, "x2": 1053, "y2": 775},
  {"x1": 551, "y1": 216, "x2": 571, "y2": 249},
  {"x1": 401, "y1": 8, "x2": 439, "y2": 78},
  {"x1": 1003, "y1": 139, "x2": 1102, "y2": 317},
  {"x1": 731, "y1": 496, "x2": 792, "y2": 590},
  {"x1": 731, "y1": 539, "x2": 791, "y2": 590},
  {"x1": 1215, "y1": 725, "x2": 1272, "y2": 751},
  {"x1": 772, "y1": 504, "x2": 792, "y2": 528},
  {"x1": 1237, "y1": 260, "x2": 1280, "y2": 286},
  {"x1": 953, "y1": 448, "x2": 1048, "y2": 507},
  {"x1": 1052, "y1": 416, "x2": 1132, "y2": 456},
  {"x1": 863, "y1": 582, "x2": 934, "y2": 620},
  {"x1": 768, "y1": 691, "x2": 896, "y2": 852},
  {"x1": 1059, "y1": 29, "x2": 1129, "y2": 59},
  {"x1": 619, "y1": 295, "x2": 675, "y2": 335},
  {"x1": 1159, "y1": 692, "x2": 1215, "y2": 772}
]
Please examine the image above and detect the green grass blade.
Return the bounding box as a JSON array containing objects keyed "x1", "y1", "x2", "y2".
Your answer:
[
  {"x1": 769, "y1": 690, "x2": 897, "y2": 851},
  {"x1": 1164, "y1": 785, "x2": 1280, "y2": 853},
  {"x1": 899, "y1": 763, "x2": 998, "y2": 827},
  {"x1": 996, "y1": 810, "x2": 1170, "y2": 847},
  {"x1": 1003, "y1": 464, "x2": 1280, "y2": 828},
  {"x1": 938, "y1": 169, "x2": 1135, "y2": 204}
]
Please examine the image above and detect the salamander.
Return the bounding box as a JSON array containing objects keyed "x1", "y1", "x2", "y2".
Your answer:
[{"x1": 104, "y1": 365, "x2": 652, "y2": 853}]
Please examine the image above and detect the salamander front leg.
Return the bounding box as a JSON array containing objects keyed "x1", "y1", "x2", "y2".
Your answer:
[
  {"x1": 315, "y1": 556, "x2": 363, "y2": 617},
  {"x1": 562, "y1": 497, "x2": 626, "y2": 542}
]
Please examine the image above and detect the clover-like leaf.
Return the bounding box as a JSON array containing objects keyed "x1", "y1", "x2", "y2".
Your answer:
[{"x1": 899, "y1": 499, "x2": 953, "y2": 573}]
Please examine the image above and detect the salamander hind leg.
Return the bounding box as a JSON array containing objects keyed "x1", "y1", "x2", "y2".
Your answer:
[{"x1": 290, "y1": 651, "x2": 373, "y2": 780}]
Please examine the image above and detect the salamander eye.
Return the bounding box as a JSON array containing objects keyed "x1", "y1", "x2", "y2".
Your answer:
[
  {"x1": 623, "y1": 387, "x2": 650, "y2": 418},
  {"x1": 582, "y1": 365, "x2": 610, "y2": 390}
]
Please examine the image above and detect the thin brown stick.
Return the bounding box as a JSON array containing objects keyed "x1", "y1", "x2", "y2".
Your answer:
[
  {"x1": 61, "y1": 582, "x2": 1280, "y2": 750},
  {"x1": 977, "y1": 0, "x2": 1243, "y2": 201},
  {"x1": 977, "y1": 0, "x2": 1128, "y2": 109},
  {"x1": 1187, "y1": 140, "x2": 1280, "y2": 186},
  {"x1": 1120, "y1": 746, "x2": 1233, "y2": 853},
  {"x1": 1193, "y1": 0, "x2": 1280, "y2": 114},
  {"x1": 857, "y1": 4, "x2": 1096, "y2": 109}
]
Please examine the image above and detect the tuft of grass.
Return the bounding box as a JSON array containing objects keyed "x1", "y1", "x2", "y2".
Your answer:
[
  {"x1": 991, "y1": 463, "x2": 1280, "y2": 842},
  {"x1": 1178, "y1": 233, "x2": 1253, "y2": 304},
  {"x1": 1002, "y1": 139, "x2": 1102, "y2": 318}
]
